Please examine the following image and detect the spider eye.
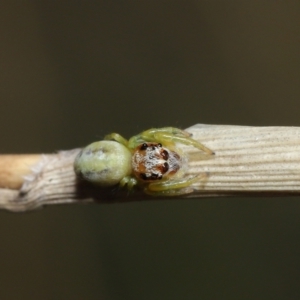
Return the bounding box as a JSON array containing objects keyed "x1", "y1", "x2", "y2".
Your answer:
[
  {"x1": 161, "y1": 150, "x2": 169, "y2": 160},
  {"x1": 140, "y1": 173, "x2": 148, "y2": 180},
  {"x1": 140, "y1": 143, "x2": 148, "y2": 150},
  {"x1": 162, "y1": 162, "x2": 169, "y2": 173}
]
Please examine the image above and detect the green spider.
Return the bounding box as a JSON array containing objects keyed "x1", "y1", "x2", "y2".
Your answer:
[{"x1": 74, "y1": 127, "x2": 214, "y2": 196}]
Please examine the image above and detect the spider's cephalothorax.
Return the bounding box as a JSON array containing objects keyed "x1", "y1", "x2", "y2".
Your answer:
[
  {"x1": 132, "y1": 142, "x2": 182, "y2": 182},
  {"x1": 74, "y1": 127, "x2": 214, "y2": 196}
]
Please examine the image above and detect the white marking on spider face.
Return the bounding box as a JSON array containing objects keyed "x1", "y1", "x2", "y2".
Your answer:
[{"x1": 132, "y1": 143, "x2": 183, "y2": 180}]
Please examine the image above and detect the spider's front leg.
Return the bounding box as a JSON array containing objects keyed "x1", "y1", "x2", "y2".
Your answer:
[
  {"x1": 154, "y1": 132, "x2": 214, "y2": 155},
  {"x1": 127, "y1": 127, "x2": 188, "y2": 149},
  {"x1": 144, "y1": 174, "x2": 207, "y2": 196},
  {"x1": 130, "y1": 127, "x2": 214, "y2": 155},
  {"x1": 141, "y1": 127, "x2": 192, "y2": 138}
]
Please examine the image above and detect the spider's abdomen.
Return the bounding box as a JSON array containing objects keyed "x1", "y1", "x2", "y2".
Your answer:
[
  {"x1": 74, "y1": 141, "x2": 132, "y2": 186},
  {"x1": 132, "y1": 142, "x2": 182, "y2": 182}
]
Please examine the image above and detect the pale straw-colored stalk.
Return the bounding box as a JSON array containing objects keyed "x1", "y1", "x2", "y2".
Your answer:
[{"x1": 1, "y1": 124, "x2": 300, "y2": 212}]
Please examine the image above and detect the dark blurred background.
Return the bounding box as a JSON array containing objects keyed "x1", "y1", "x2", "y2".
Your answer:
[{"x1": 1, "y1": 1, "x2": 300, "y2": 299}]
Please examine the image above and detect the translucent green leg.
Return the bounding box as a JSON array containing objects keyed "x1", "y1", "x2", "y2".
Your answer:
[
  {"x1": 144, "y1": 174, "x2": 207, "y2": 196},
  {"x1": 128, "y1": 127, "x2": 189, "y2": 148},
  {"x1": 141, "y1": 127, "x2": 192, "y2": 138},
  {"x1": 104, "y1": 133, "x2": 129, "y2": 147},
  {"x1": 152, "y1": 132, "x2": 214, "y2": 155},
  {"x1": 140, "y1": 127, "x2": 190, "y2": 141},
  {"x1": 120, "y1": 176, "x2": 138, "y2": 190},
  {"x1": 128, "y1": 127, "x2": 214, "y2": 155}
]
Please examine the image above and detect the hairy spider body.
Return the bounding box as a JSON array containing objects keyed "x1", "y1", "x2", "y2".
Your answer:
[
  {"x1": 74, "y1": 127, "x2": 214, "y2": 196},
  {"x1": 132, "y1": 142, "x2": 182, "y2": 182}
]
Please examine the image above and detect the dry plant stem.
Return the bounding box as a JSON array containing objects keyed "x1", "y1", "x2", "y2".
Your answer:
[
  {"x1": 1, "y1": 124, "x2": 300, "y2": 212},
  {"x1": 0, "y1": 155, "x2": 42, "y2": 189}
]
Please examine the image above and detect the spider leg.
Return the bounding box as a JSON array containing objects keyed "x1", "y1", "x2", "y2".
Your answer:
[
  {"x1": 141, "y1": 127, "x2": 192, "y2": 138},
  {"x1": 120, "y1": 176, "x2": 138, "y2": 190},
  {"x1": 154, "y1": 132, "x2": 214, "y2": 155},
  {"x1": 128, "y1": 127, "x2": 213, "y2": 155},
  {"x1": 144, "y1": 174, "x2": 207, "y2": 196},
  {"x1": 128, "y1": 127, "x2": 190, "y2": 149},
  {"x1": 104, "y1": 133, "x2": 129, "y2": 147}
]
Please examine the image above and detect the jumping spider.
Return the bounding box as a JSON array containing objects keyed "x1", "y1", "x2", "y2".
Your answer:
[{"x1": 74, "y1": 127, "x2": 214, "y2": 196}]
